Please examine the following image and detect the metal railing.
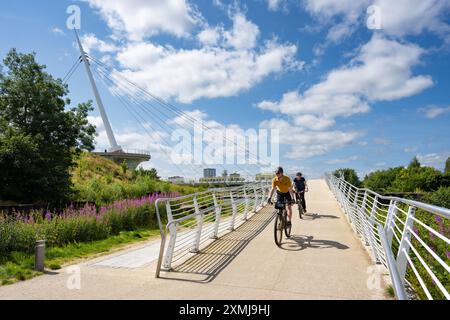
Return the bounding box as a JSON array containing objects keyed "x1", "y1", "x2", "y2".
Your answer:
[
  {"x1": 325, "y1": 173, "x2": 450, "y2": 300},
  {"x1": 155, "y1": 181, "x2": 271, "y2": 277}
]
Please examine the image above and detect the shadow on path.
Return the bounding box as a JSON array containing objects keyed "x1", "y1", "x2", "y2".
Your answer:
[
  {"x1": 280, "y1": 235, "x2": 349, "y2": 251},
  {"x1": 159, "y1": 209, "x2": 276, "y2": 283},
  {"x1": 302, "y1": 213, "x2": 340, "y2": 220}
]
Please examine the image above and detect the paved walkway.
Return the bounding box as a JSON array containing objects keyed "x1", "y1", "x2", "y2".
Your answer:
[{"x1": 0, "y1": 179, "x2": 387, "y2": 299}]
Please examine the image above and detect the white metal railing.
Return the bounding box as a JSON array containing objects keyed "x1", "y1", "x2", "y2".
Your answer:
[
  {"x1": 155, "y1": 181, "x2": 271, "y2": 277},
  {"x1": 325, "y1": 173, "x2": 450, "y2": 300}
]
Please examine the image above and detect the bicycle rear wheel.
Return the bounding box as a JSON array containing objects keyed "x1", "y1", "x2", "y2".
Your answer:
[
  {"x1": 274, "y1": 213, "x2": 283, "y2": 247},
  {"x1": 284, "y1": 211, "x2": 292, "y2": 238},
  {"x1": 298, "y1": 200, "x2": 303, "y2": 219}
]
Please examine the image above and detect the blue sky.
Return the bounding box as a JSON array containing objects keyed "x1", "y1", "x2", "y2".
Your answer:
[{"x1": 1, "y1": 0, "x2": 449, "y2": 179}]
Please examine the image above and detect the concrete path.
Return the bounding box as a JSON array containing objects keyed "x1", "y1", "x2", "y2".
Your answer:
[{"x1": 0, "y1": 179, "x2": 387, "y2": 299}]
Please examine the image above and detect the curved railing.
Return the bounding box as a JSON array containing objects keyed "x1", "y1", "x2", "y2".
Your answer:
[
  {"x1": 155, "y1": 181, "x2": 271, "y2": 277},
  {"x1": 325, "y1": 173, "x2": 450, "y2": 300}
]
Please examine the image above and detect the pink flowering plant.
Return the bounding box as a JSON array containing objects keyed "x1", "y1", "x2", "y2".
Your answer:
[{"x1": 0, "y1": 192, "x2": 177, "y2": 258}]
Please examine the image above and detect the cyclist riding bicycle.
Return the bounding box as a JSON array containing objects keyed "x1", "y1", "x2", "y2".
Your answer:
[
  {"x1": 267, "y1": 167, "x2": 295, "y2": 226},
  {"x1": 293, "y1": 172, "x2": 308, "y2": 213}
]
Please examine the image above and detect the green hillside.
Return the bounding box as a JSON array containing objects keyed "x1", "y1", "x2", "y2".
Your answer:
[{"x1": 71, "y1": 152, "x2": 201, "y2": 204}]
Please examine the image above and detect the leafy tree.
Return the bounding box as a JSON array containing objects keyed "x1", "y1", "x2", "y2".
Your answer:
[
  {"x1": 445, "y1": 157, "x2": 450, "y2": 174},
  {"x1": 333, "y1": 168, "x2": 362, "y2": 187},
  {"x1": 363, "y1": 167, "x2": 403, "y2": 192},
  {"x1": 0, "y1": 49, "x2": 96, "y2": 203},
  {"x1": 390, "y1": 166, "x2": 443, "y2": 192},
  {"x1": 120, "y1": 160, "x2": 128, "y2": 174},
  {"x1": 134, "y1": 167, "x2": 160, "y2": 181},
  {"x1": 423, "y1": 186, "x2": 450, "y2": 209},
  {"x1": 408, "y1": 156, "x2": 421, "y2": 170}
]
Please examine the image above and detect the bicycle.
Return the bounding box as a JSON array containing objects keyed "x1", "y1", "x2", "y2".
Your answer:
[
  {"x1": 271, "y1": 199, "x2": 292, "y2": 247},
  {"x1": 295, "y1": 191, "x2": 305, "y2": 219}
]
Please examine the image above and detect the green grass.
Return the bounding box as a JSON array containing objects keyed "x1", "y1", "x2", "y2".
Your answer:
[
  {"x1": 386, "y1": 285, "x2": 395, "y2": 299},
  {"x1": 0, "y1": 228, "x2": 160, "y2": 286}
]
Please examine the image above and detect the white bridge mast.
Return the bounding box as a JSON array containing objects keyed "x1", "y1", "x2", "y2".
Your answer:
[{"x1": 75, "y1": 30, "x2": 122, "y2": 152}]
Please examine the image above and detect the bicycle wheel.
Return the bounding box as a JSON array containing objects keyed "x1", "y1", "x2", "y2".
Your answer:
[
  {"x1": 297, "y1": 200, "x2": 303, "y2": 219},
  {"x1": 274, "y1": 212, "x2": 283, "y2": 246},
  {"x1": 284, "y1": 210, "x2": 292, "y2": 238}
]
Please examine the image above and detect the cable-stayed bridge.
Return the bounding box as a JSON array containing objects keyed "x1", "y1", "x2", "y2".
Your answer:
[
  {"x1": 0, "y1": 176, "x2": 448, "y2": 300},
  {"x1": 7, "y1": 32, "x2": 445, "y2": 300}
]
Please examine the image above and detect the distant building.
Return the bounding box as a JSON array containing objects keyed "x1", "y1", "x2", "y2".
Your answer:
[
  {"x1": 229, "y1": 172, "x2": 241, "y2": 180},
  {"x1": 168, "y1": 176, "x2": 184, "y2": 184},
  {"x1": 203, "y1": 168, "x2": 216, "y2": 178},
  {"x1": 255, "y1": 172, "x2": 273, "y2": 181}
]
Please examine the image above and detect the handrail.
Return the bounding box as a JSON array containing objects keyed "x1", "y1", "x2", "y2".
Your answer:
[
  {"x1": 325, "y1": 173, "x2": 450, "y2": 300},
  {"x1": 378, "y1": 224, "x2": 407, "y2": 300},
  {"x1": 155, "y1": 181, "x2": 271, "y2": 277}
]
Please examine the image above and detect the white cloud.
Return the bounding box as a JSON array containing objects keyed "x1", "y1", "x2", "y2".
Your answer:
[
  {"x1": 111, "y1": 38, "x2": 299, "y2": 103},
  {"x1": 301, "y1": 0, "x2": 450, "y2": 42},
  {"x1": 224, "y1": 13, "x2": 260, "y2": 50},
  {"x1": 260, "y1": 118, "x2": 360, "y2": 159},
  {"x1": 81, "y1": 33, "x2": 118, "y2": 54},
  {"x1": 257, "y1": 35, "x2": 433, "y2": 128},
  {"x1": 324, "y1": 155, "x2": 361, "y2": 165},
  {"x1": 82, "y1": 7, "x2": 301, "y2": 104},
  {"x1": 84, "y1": 0, "x2": 203, "y2": 40},
  {"x1": 267, "y1": 0, "x2": 285, "y2": 11},
  {"x1": 51, "y1": 27, "x2": 65, "y2": 36},
  {"x1": 419, "y1": 105, "x2": 450, "y2": 119},
  {"x1": 197, "y1": 27, "x2": 221, "y2": 46},
  {"x1": 417, "y1": 152, "x2": 450, "y2": 169}
]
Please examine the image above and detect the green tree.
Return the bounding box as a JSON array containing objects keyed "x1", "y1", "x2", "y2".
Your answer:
[
  {"x1": 0, "y1": 49, "x2": 96, "y2": 203},
  {"x1": 390, "y1": 166, "x2": 443, "y2": 192},
  {"x1": 121, "y1": 160, "x2": 128, "y2": 174},
  {"x1": 408, "y1": 156, "x2": 421, "y2": 170},
  {"x1": 423, "y1": 186, "x2": 450, "y2": 209},
  {"x1": 333, "y1": 168, "x2": 362, "y2": 187},
  {"x1": 445, "y1": 157, "x2": 450, "y2": 174},
  {"x1": 135, "y1": 167, "x2": 160, "y2": 181},
  {"x1": 363, "y1": 167, "x2": 403, "y2": 192}
]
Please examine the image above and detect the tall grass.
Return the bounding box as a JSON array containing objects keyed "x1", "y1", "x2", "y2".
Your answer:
[{"x1": 0, "y1": 192, "x2": 175, "y2": 258}]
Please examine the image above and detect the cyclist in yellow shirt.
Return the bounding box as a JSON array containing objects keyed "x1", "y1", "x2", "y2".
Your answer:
[{"x1": 267, "y1": 167, "x2": 295, "y2": 226}]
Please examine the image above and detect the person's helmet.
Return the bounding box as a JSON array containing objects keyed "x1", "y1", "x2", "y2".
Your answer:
[
  {"x1": 296, "y1": 172, "x2": 302, "y2": 177},
  {"x1": 275, "y1": 167, "x2": 284, "y2": 174}
]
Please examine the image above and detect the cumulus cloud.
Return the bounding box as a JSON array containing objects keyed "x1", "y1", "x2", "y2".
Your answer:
[
  {"x1": 83, "y1": 9, "x2": 301, "y2": 104},
  {"x1": 419, "y1": 105, "x2": 450, "y2": 119},
  {"x1": 257, "y1": 35, "x2": 433, "y2": 129},
  {"x1": 83, "y1": 0, "x2": 203, "y2": 40},
  {"x1": 267, "y1": 0, "x2": 286, "y2": 12},
  {"x1": 81, "y1": 33, "x2": 118, "y2": 54},
  {"x1": 301, "y1": 0, "x2": 450, "y2": 43},
  {"x1": 260, "y1": 118, "x2": 360, "y2": 160},
  {"x1": 417, "y1": 152, "x2": 450, "y2": 169}
]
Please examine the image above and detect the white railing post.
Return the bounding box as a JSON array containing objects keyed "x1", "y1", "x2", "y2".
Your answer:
[
  {"x1": 211, "y1": 192, "x2": 221, "y2": 239},
  {"x1": 385, "y1": 200, "x2": 398, "y2": 247},
  {"x1": 360, "y1": 191, "x2": 369, "y2": 245},
  {"x1": 253, "y1": 185, "x2": 258, "y2": 212},
  {"x1": 229, "y1": 191, "x2": 237, "y2": 231},
  {"x1": 396, "y1": 206, "x2": 416, "y2": 283},
  {"x1": 163, "y1": 201, "x2": 177, "y2": 270},
  {"x1": 368, "y1": 196, "x2": 381, "y2": 263},
  {"x1": 242, "y1": 187, "x2": 249, "y2": 221},
  {"x1": 191, "y1": 196, "x2": 203, "y2": 253}
]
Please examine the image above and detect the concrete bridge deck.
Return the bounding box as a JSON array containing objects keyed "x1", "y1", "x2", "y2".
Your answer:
[{"x1": 0, "y1": 179, "x2": 388, "y2": 299}]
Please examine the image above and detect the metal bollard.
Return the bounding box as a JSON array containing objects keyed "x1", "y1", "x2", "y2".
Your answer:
[{"x1": 35, "y1": 240, "x2": 45, "y2": 272}]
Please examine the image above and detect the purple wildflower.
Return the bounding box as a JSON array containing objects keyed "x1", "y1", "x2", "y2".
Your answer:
[{"x1": 45, "y1": 211, "x2": 52, "y2": 221}]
